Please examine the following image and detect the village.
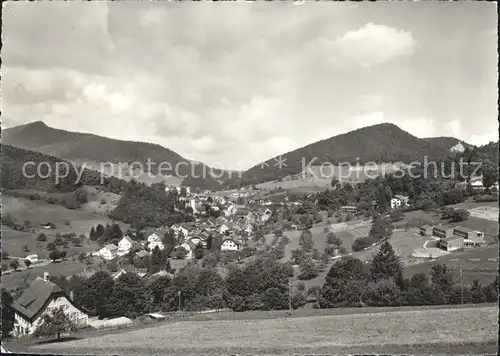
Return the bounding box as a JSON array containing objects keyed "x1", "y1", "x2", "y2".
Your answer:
[{"x1": 3, "y1": 169, "x2": 498, "y2": 343}]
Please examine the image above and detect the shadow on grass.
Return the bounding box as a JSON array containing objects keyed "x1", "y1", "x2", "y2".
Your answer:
[{"x1": 35, "y1": 336, "x2": 83, "y2": 345}]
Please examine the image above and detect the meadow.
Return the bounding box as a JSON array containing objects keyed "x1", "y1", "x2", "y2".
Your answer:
[
  {"x1": 1, "y1": 191, "x2": 131, "y2": 291},
  {"x1": 25, "y1": 304, "x2": 498, "y2": 355},
  {"x1": 404, "y1": 244, "x2": 499, "y2": 285}
]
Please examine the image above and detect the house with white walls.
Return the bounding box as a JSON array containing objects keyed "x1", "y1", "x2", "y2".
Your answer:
[
  {"x1": 11, "y1": 272, "x2": 90, "y2": 336},
  {"x1": 117, "y1": 236, "x2": 135, "y2": 256},
  {"x1": 99, "y1": 244, "x2": 118, "y2": 260}
]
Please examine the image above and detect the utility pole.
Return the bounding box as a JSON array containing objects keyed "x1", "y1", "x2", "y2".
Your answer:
[
  {"x1": 288, "y1": 279, "x2": 292, "y2": 313},
  {"x1": 460, "y1": 267, "x2": 464, "y2": 305},
  {"x1": 178, "y1": 291, "x2": 182, "y2": 311}
]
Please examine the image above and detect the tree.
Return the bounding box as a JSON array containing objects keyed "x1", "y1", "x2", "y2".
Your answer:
[
  {"x1": 60, "y1": 251, "x2": 67, "y2": 260},
  {"x1": 174, "y1": 246, "x2": 188, "y2": 259},
  {"x1": 194, "y1": 243, "x2": 204, "y2": 260},
  {"x1": 24, "y1": 259, "x2": 32, "y2": 269},
  {"x1": 9, "y1": 260, "x2": 19, "y2": 271},
  {"x1": 74, "y1": 188, "x2": 88, "y2": 204},
  {"x1": 89, "y1": 226, "x2": 97, "y2": 241},
  {"x1": 49, "y1": 250, "x2": 62, "y2": 262},
  {"x1": 326, "y1": 232, "x2": 342, "y2": 246},
  {"x1": 362, "y1": 279, "x2": 404, "y2": 307},
  {"x1": 389, "y1": 210, "x2": 404, "y2": 222},
  {"x1": 298, "y1": 258, "x2": 319, "y2": 280},
  {"x1": 291, "y1": 249, "x2": 307, "y2": 265},
  {"x1": 451, "y1": 209, "x2": 470, "y2": 222},
  {"x1": 470, "y1": 280, "x2": 486, "y2": 303},
  {"x1": 95, "y1": 224, "x2": 105, "y2": 238},
  {"x1": 299, "y1": 229, "x2": 312, "y2": 245},
  {"x1": 33, "y1": 307, "x2": 75, "y2": 340},
  {"x1": 369, "y1": 242, "x2": 402, "y2": 281},
  {"x1": 352, "y1": 235, "x2": 377, "y2": 252},
  {"x1": 37, "y1": 233, "x2": 48, "y2": 242},
  {"x1": 261, "y1": 287, "x2": 286, "y2": 310},
  {"x1": 429, "y1": 264, "x2": 455, "y2": 304},
  {"x1": 1, "y1": 289, "x2": 14, "y2": 339},
  {"x1": 1, "y1": 251, "x2": 9, "y2": 260},
  {"x1": 162, "y1": 230, "x2": 178, "y2": 257},
  {"x1": 72, "y1": 237, "x2": 82, "y2": 247}
]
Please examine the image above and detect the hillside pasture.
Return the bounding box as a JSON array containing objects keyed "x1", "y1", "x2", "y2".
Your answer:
[
  {"x1": 70, "y1": 159, "x2": 183, "y2": 186},
  {"x1": 1, "y1": 258, "x2": 101, "y2": 292},
  {"x1": 28, "y1": 305, "x2": 498, "y2": 355},
  {"x1": 1, "y1": 194, "x2": 130, "y2": 279},
  {"x1": 467, "y1": 206, "x2": 499, "y2": 222},
  {"x1": 402, "y1": 208, "x2": 499, "y2": 243},
  {"x1": 404, "y1": 245, "x2": 499, "y2": 285},
  {"x1": 2, "y1": 194, "x2": 130, "y2": 236},
  {"x1": 261, "y1": 219, "x2": 369, "y2": 264}
]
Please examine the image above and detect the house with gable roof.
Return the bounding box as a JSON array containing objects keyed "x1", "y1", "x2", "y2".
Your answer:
[
  {"x1": 10, "y1": 272, "x2": 90, "y2": 336},
  {"x1": 117, "y1": 235, "x2": 136, "y2": 256}
]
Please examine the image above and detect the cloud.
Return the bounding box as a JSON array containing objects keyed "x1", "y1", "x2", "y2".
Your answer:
[
  {"x1": 329, "y1": 23, "x2": 417, "y2": 68},
  {"x1": 1, "y1": 3, "x2": 497, "y2": 170}
]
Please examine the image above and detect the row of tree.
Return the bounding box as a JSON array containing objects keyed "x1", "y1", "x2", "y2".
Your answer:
[{"x1": 317, "y1": 242, "x2": 498, "y2": 308}]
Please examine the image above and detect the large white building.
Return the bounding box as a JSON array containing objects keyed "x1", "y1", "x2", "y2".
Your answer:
[
  {"x1": 390, "y1": 195, "x2": 410, "y2": 209},
  {"x1": 117, "y1": 236, "x2": 135, "y2": 256},
  {"x1": 99, "y1": 244, "x2": 118, "y2": 260},
  {"x1": 221, "y1": 238, "x2": 240, "y2": 251},
  {"x1": 11, "y1": 272, "x2": 90, "y2": 336}
]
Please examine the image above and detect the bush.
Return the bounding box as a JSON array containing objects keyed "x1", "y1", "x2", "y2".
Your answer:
[
  {"x1": 29, "y1": 193, "x2": 41, "y2": 200},
  {"x1": 10, "y1": 260, "x2": 20, "y2": 271},
  {"x1": 37, "y1": 233, "x2": 48, "y2": 242},
  {"x1": 46, "y1": 196, "x2": 58, "y2": 204},
  {"x1": 74, "y1": 188, "x2": 88, "y2": 204},
  {"x1": 352, "y1": 236, "x2": 377, "y2": 252},
  {"x1": 473, "y1": 194, "x2": 498, "y2": 202}
]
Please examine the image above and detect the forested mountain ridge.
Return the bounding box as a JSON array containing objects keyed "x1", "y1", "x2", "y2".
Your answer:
[{"x1": 227, "y1": 123, "x2": 472, "y2": 187}]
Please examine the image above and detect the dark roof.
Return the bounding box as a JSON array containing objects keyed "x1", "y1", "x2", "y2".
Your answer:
[
  {"x1": 11, "y1": 277, "x2": 91, "y2": 321},
  {"x1": 453, "y1": 226, "x2": 479, "y2": 233},
  {"x1": 433, "y1": 225, "x2": 454, "y2": 232},
  {"x1": 11, "y1": 277, "x2": 64, "y2": 320},
  {"x1": 441, "y1": 236, "x2": 464, "y2": 242}
]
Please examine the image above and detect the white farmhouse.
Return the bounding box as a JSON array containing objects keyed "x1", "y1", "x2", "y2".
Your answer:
[
  {"x1": 99, "y1": 244, "x2": 118, "y2": 260},
  {"x1": 224, "y1": 205, "x2": 237, "y2": 216},
  {"x1": 147, "y1": 233, "x2": 161, "y2": 243},
  {"x1": 11, "y1": 272, "x2": 90, "y2": 336},
  {"x1": 390, "y1": 195, "x2": 410, "y2": 209},
  {"x1": 179, "y1": 241, "x2": 196, "y2": 259},
  {"x1": 469, "y1": 176, "x2": 485, "y2": 191},
  {"x1": 221, "y1": 238, "x2": 240, "y2": 251},
  {"x1": 219, "y1": 224, "x2": 229, "y2": 235},
  {"x1": 117, "y1": 236, "x2": 135, "y2": 256},
  {"x1": 148, "y1": 240, "x2": 165, "y2": 251}
]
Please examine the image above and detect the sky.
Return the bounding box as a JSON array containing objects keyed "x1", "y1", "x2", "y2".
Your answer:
[{"x1": 2, "y1": 2, "x2": 498, "y2": 171}]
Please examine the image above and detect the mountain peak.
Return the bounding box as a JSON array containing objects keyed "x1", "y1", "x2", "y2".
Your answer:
[{"x1": 21, "y1": 120, "x2": 48, "y2": 129}]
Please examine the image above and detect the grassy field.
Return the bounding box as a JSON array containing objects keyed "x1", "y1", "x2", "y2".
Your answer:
[
  {"x1": 1, "y1": 191, "x2": 132, "y2": 291},
  {"x1": 21, "y1": 304, "x2": 498, "y2": 355},
  {"x1": 1, "y1": 195, "x2": 128, "y2": 259},
  {"x1": 404, "y1": 244, "x2": 499, "y2": 285},
  {"x1": 1, "y1": 258, "x2": 104, "y2": 292},
  {"x1": 256, "y1": 178, "x2": 332, "y2": 191}
]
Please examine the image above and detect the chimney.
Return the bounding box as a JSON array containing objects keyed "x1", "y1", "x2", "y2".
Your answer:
[
  {"x1": 69, "y1": 291, "x2": 74, "y2": 301},
  {"x1": 43, "y1": 272, "x2": 50, "y2": 282}
]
